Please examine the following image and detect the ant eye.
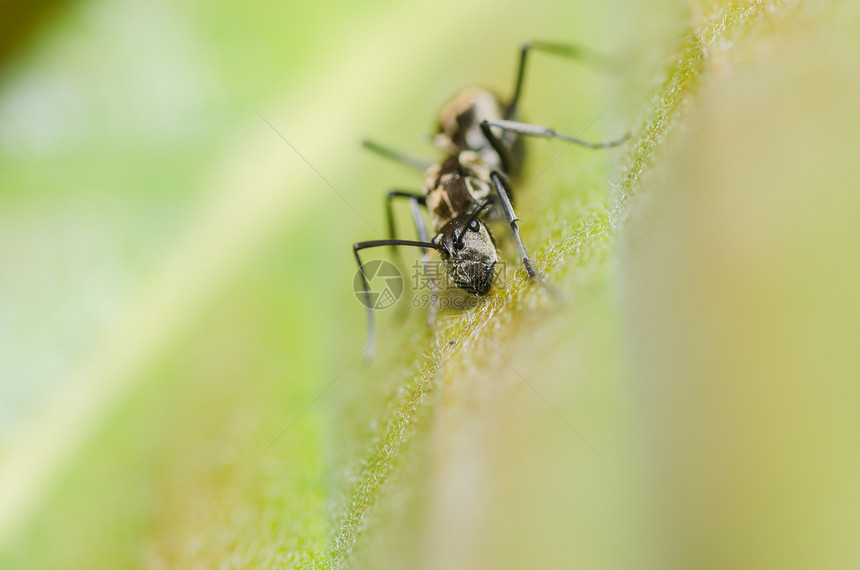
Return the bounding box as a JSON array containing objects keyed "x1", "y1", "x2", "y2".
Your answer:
[{"x1": 469, "y1": 220, "x2": 479, "y2": 231}]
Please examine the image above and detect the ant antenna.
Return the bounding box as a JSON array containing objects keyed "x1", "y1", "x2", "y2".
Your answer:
[
  {"x1": 454, "y1": 200, "x2": 493, "y2": 250},
  {"x1": 353, "y1": 239, "x2": 446, "y2": 359}
]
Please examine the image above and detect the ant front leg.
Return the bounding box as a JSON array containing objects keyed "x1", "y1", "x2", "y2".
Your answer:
[
  {"x1": 353, "y1": 239, "x2": 446, "y2": 359},
  {"x1": 385, "y1": 190, "x2": 429, "y2": 248},
  {"x1": 383, "y1": 190, "x2": 442, "y2": 325},
  {"x1": 488, "y1": 171, "x2": 537, "y2": 280}
]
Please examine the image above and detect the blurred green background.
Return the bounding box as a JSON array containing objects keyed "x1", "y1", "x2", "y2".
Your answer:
[
  {"x1": 2, "y1": 0, "x2": 860, "y2": 568},
  {"x1": 0, "y1": 0, "x2": 630, "y2": 566}
]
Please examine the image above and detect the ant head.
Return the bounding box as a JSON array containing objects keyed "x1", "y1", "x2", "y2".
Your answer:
[{"x1": 432, "y1": 204, "x2": 498, "y2": 296}]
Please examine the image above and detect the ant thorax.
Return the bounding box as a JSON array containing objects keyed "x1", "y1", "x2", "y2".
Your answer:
[{"x1": 423, "y1": 153, "x2": 495, "y2": 230}]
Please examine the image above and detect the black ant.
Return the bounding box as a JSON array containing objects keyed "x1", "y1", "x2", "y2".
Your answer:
[{"x1": 353, "y1": 41, "x2": 628, "y2": 346}]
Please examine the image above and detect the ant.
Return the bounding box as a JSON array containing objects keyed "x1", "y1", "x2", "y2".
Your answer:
[{"x1": 353, "y1": 41, "x2": 628, "y2": 347}]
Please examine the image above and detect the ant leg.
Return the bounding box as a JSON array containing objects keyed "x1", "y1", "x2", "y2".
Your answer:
[
  {"x1": 384, "y1": 190, "x2": 441, "y2": 325},
  {"x1": 353, "y1": 239, "x2": 446, "y2": 358},
  {"x1": 483, "y1": 119, "x2": 630, "y2": 149},
  {"x1": 488, "y1": 171, "x2": 537, "y2": 280},
  {"x1": 386, "y1": 189, "x2": 432, "y2": 287},
  {"x1": 507, "y1": 40, "x2": 614, "y2": 119},
  {"x1": 479, "y1": 119, "x2": 512, "y2": 173},
  {"x1": 385, "y1": 190, "x2": 429, "y2": 249},
  {"x1": 427, "y1": 288, "x2": 440, "y2": 328},
  {"x1": 362, "y1": 139, "x2": 434, "y2": 171}
]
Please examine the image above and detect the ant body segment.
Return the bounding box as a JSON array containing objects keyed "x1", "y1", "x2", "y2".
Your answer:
[{"x1": 353, "y1": 41, "x2": 628, "y2": 346}]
